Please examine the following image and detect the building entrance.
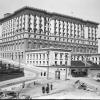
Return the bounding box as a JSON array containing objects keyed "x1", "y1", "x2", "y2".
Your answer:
[{"x1": 55, "y1": 69, "x2": 60, "y2": 79}]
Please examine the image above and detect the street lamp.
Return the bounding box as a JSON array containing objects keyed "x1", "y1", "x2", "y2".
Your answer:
[
  {"x1": 83, "y1": 55, "x2": 87, "y2": 67},
  {"x1": 11, "y1": 53, "x2": 13, "y2": 60},
  {"x1": 65, "y1": 53, "x2": 68, "y2": 80},
  {"x1": 18, "y1": 52, "x2": 21, "y2": 68},
  {"x1": 17, "y1": 82, "x2": 25, "y2": 99},
  {"x1": 47, "y1": 50, "x2": 49, "y2": 79}
]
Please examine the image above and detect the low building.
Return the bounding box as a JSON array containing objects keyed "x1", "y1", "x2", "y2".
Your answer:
[
  {"x1": 25, "y1": 47, "x2": 71, "y2": 80},
  {"x1": 25, "y1": 47, "x2": 100, "y2": 79},
  {"x1": 25, "y1": 47, "x2": 71, "y2": 67}
]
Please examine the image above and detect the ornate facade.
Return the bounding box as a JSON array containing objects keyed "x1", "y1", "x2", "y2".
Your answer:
[{"x1": 0, "y1": 6, "x2": 99, "y2": 63}]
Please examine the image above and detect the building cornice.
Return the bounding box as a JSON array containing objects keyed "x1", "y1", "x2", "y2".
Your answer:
[
  {"x1": 0, "y1": 6, "x2": 99, "y2": 26},
  {"x1": 72, "y1": 53, "x2": 100, "y2": 56},
  {"x1": 25, "y1": 47, "x2": 72, "y2": 52},
  {"x1": 0, "y1": 6, "x2": 51, "y2": 24},
  {"x1": 51, "y1": 12, "x2": 99, "y2": 26}
]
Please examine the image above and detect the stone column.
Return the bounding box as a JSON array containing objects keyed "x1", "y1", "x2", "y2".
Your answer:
[
  {"x1": 66, "y1": 68, "x2": 72, "y2": 79},
  {"x1": 67, "y1": 52, "x2": 71, "y2": 66}
]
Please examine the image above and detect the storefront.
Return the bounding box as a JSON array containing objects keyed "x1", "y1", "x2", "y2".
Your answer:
[
  {"x1": 71, "y1": 68, "x2": 88, "y2": 77},
  {"x1": 55, "y1": 69, "x2": 60, "y2": 79}
]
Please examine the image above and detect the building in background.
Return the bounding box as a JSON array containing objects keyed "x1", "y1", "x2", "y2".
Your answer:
[{"x1": 0, "y1": 6, "x2": 99, "y2": 64}]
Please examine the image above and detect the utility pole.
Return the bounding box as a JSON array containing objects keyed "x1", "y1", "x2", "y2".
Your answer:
[
  {"x1": 65, "y1": 66, "x2": 67, "y2": 80},
  {"x1": 47, "y1": 50, "x2": 49, "y2": 79},
  {"x1": 12, "y1": 53, "x2": 13, "y2": 60},
  {"x1": 19, "y1": 52, "x2": 20, "y2": 68},
  {"x1": 84, "y1": 55, "x2": 87, "y2": 67},
  {"x1": 65, "y1": 53, "x2": 67, "y2": 80}
]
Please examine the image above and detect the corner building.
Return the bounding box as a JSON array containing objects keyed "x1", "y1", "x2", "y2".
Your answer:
[
  {"x1": 0, "y1": 7, "x2": 99, "y2": 63},
  {"x1": 25, "y1": 48, "x2": 71, "y2": 67}
]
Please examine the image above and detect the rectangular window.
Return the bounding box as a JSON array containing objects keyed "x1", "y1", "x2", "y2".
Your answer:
[
  {"x1": 55, "y1": 53, "x2": 58, "y2": 60},
  {"x1": 36, "y1": 54, "x2": 38, "y2": 59},
  {"x1": 95, "y1": 57, "x2": 97, "y2": 61},
  {"x1": 16, "y1": 52, "x2": 17, "y2": 59},
  {"x1": 22, "y1": 52, "x2": 23, "y2": 59},
  {"x1": 40, "y1": 54, "x2": 41, "y2": 59},
  {"x1": 43, "y1": 54, "x2": 45, "y2": 60},
  {"x1": 55, "y1": 61, "x2": 57, "y2": 65},
  {"x1": 60, "y1": 61, "x2": 62, "y2": 65},
  {"x1": 47, "y1": 61, "x2": 48, "y2": 65},
  {"x1": 60, "y1": 53, "x2": 63, "y2": 59},
  {"x1": 43, "y1": 61, "x2": 45, "y2": 64},
  {"x1": 65, "y1": 61, "x2": 67, "y2": 65},
  {"x1": 65, "y1": 54, "x2": 68, "y2": 60},
  {"x1": 36, "y1": 61, "x2": 38, "y2": 64}
]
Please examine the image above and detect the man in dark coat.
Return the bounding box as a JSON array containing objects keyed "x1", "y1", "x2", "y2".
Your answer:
[
  {"x1": 22, "y1": 82, "x2": 25, "y2": 88},
  {"x1": 44, "y1": 72, "x2": 46, "y2": 76},
  {"x1": 47, "y1": 83, "x2": 49, "y2": 88},
  {"x1": 42, "y1": 86, "x2": 45, "y2": 94},
  {"x1": 41, "y1": 72, "x2": 42, "y2": 76},
  {"x1": 46, "y1": 84, "x2": 49, "y2": 94},
  {"x1": 50, "y1": 83, "x2": 53, "y2": 90}
]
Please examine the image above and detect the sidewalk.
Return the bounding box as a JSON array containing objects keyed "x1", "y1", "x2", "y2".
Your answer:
[
  {"x1": 19, "y1": 77, "x2": 100, "y2": 99},
  {"x1": 20, "y1": 79, "x2": 75, "y2": 99}
]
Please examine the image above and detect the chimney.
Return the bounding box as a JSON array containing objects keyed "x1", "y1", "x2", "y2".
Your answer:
[{"x1": 4, "y1": 13, "x2": 11, "y2": 18}]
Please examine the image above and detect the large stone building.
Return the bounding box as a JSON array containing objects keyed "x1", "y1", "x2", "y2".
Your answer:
[{"x1": 0, "y1": 6, "x2": 99, "y2": 64}]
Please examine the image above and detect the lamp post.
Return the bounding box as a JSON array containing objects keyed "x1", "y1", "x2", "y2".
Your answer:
[
  {"x1": 65, "y1": 53, "x2": 68, "y2": 80},
  {"x1": 18, "y1": 52, "x2": 21, "y2": 68},
  {"x1": 96, "y1": 37, "x2": 100, "y2": 64},
  {"x1": 12, "y1": 53, "x2": 13, "y2": 60},
  {"x1": 97, "y1": 37, "x2": 100, "y2": 52},
  {"x1": 65, "y1": 66, "x2": 67, "y2": 80},
  {"x1": 17, "y1": 82, "x2": 25, "y2": 99},
  {"x1": 83, "y1": 55, "x2": 87, "y2": 67},
  {"x1": 47, "y1": 50, "x2": 49, "y2": 79}
]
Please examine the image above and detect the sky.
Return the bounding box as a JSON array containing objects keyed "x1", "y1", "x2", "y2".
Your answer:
[{"x1": 0, "y1": 0, "x2": 100, "y2": 51}]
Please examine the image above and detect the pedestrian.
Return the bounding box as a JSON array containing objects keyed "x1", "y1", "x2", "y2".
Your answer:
[
  {"x1": 47, "y1": 83, "x2": 49, "y2": 87},
  {"x1": 34, "y1": 81, "x2": 35, "y2": 85},
  {"x1": 96, "y1": 88, "x2": 98, "y2": 91},
  {"x1": 46, "y1": 85, "x2": 49, "y2": 94},
  {"x1": 44, "y1": 72, "x2": 46, "y2": 76},
  {"x1": 41, "y1": 72, "x2": 42, "y2": 76},
  {"x1": 50, "y1": 83, "x2": 53, "y2": 90},
  {"x1": 42, "y1": 86, "x2": 45, "y2": 94},
  {"x1": 22, "y1": 82, "x2": 25, "y2": 88}
]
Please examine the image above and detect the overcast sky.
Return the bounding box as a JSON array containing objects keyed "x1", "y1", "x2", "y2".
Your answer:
[{"x1": 0, "y1": 0, "x2": 100, "y2": 52}]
